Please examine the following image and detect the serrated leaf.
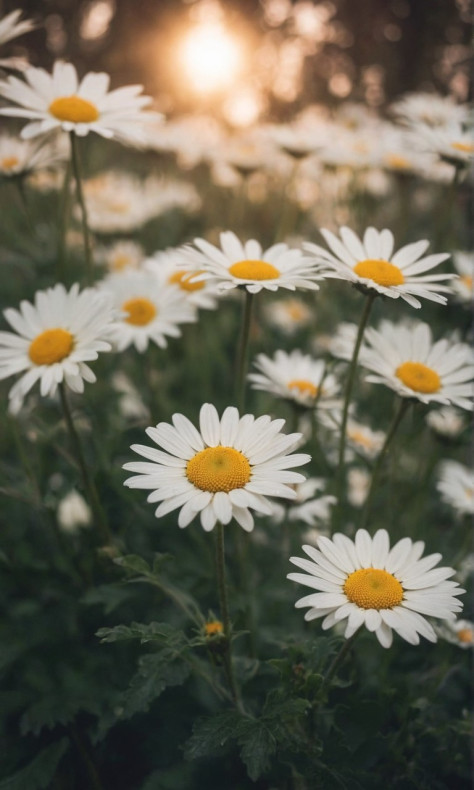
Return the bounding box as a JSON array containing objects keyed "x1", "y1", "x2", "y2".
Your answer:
[
  {"x1": 0, "y1": 738, "x2": 68, "y2": 790},
  {"x1": 184, "y1": 711, "x2": 243, "y2": 759},
  {"x1": 96, "y1": 621, "x2": 180, "y2": 645},
  {"x1": 237, "y1": 721, "x2": 276, "y2": 781},
  {"x1": 122, "y1": 651, "x2": 190, "y2": 718}
]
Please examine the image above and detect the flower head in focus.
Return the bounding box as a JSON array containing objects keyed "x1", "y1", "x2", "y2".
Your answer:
[
  {"x1": 123, "y1": 403, "x2": 310, "y2": 532},
  {"x1": 304, "y1": 226, "x2": 453, "y2": 308},
  {"x1": 288, "y1": 528, "x2": 464, "y2": 648}
]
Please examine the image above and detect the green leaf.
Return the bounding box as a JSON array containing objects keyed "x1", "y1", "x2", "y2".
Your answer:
[
  {"x1": 237, "y1": 721, "x2": 276, "y2": 781},
  {"x1": 122, "y1": 651, "x2": 190, "y2": 718},
  {"x1": 0, "y1": 738, "x2": 68, "y2": 790},
  {"x1": 114, "y1": 554, "x2": 150, "y2": 576},
  {"x1": 96, "y1": 621, "x2": 180, "y2": 645},
  {"x1": 184, "y1": 711, "x2": 243, "y2": 759},
  {"x1": 81, "y1": 584, "x2": 133, "y2": 614}
]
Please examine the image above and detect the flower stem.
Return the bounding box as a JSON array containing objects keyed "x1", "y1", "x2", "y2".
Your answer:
[
  {"x1": 360, "y1": 397, "x2": 411, "y2": 531},
  {"x1": 336, "y1": 292, "x2": 376, "y2": 501},
  {"x1": 59, "y1": 383, "x2": 112, "y2": 545},
  {"x1": 235, "y1": 290, "x2": 255, "y2": 411},
  {"x1": 320, "y1": 630, "x2": 360, "y2": 694},
  {"x1": 69, "y1": 131, "x2": 93, "y2": 283},
  {"x1": 56, "y1": 159, "x2": 72, "y2": 282},
  {"x1": 215, "y1": 522, "x2": 243, "y2": 711}
]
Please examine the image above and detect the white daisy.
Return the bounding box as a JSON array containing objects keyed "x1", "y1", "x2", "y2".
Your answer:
[
  {"x1": 83, "y1": 173, "x2": 199, "y2": 234},
  {"x1": 435, "y1": 618, "x2": 474, "y2": 649},
  {"x1": 95, "y1": 240, "x2": 145, "y2": 273},
  {"x1": 437, "y1": 460, "x2": 474, "y2": 516},
  {"x1": 347, "y1": 467, "x2": 371, "y2": 507},
  {"x1": 263, "y1": 297, "x2": 313, "y2": 335},
  {"x1": 0, "y1": 61, "x2": 160, "y2": 144},
  {"x1": 390, "y1": 92, "x2": 468, "y2": 128},
  {"x1": 0, "y1": 283, "x2": 114, "y2": 413},
  {"x1": 425, "y1": 406, "x2": 465, "y2": 438},
  {"x1": 248, "y1": 349, "x2": 340, "y2": 408},
  {"x1": 325, "y1": 322, "x2": 358, "y2": 361},
  {"x1": 451, "y1": 251, "x2": 473, "y2": 303},
  {"x1": 359, "y1": 320, "x2": 474, "y2": 410},
  {"x1": 144, "y1": 249, "x2": 220, "y2": 311},
  {"x1": 182, "y1": 231, "x2": 322, "y2": 295},
  {"x1": 57, "y1": 489, "x2": 92, "y2": 534},
  {"x1": 304, "y1": 226, "x2": 453, "y2": 309},
  {"x1": 0, "y1": 9, "x2": 35, "y2": 46},
  {"x1": 288, "y1": 528, "x2": 465, "y2": 648},
  {"x1": 346, "y1": 418, "x2": 385, "y2": 460},
  {"x1": 414, "y1": 122, "x2": 474, "y2": 166},
  {"x1": 123, "y1": 403, "x2": 311, "y2": 532},
  {"x1": 271, "y1": 478, "x2": 336, "y2": 527},
  {"x1": 0, "y1": 133, "x2": 66, "y2": 178},
  {"x1": 100, "y1": 271, "x2": 197, "y2": 353}
]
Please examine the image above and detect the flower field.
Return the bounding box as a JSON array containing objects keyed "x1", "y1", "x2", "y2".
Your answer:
[{"x1": 0, "y1": 3, "x2": 472, "y2": 789}]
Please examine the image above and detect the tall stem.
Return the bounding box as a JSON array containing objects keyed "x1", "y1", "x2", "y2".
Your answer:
[
  {"x1": 215, "y1": 522, "x2": 242, "y2": 711},
  {"x1": 69, "y1": 132, "x2": 92, "y2": 283},
  {"x1": 360, "y1": 398, "x2": 411, "y2": 531},
  {"x1": 336, "y1": 292, "x2": 376, "y2": 501},
  {"x1": 235, "y1": 290, "x2": 255, "y2": 411},
  {"x1": 56, "y1": 159, "x2": 72, "y2": 282},
  {"x1": 59, "y1": 383, "x2": 112, "y2": 545},
  {"x1": 320, "y1": 630, "x2": 360, "y2": 694}
]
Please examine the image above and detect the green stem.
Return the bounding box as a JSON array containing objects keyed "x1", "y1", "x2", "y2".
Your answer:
[
  {"x1": 360, "y1": 398, "x2": 411, "y2": 531},
  {"x1": 215, "y1": 522, "x2": 243, "y2": 711},
  {"x1": 320, "y1": 630, "x2": 360, "y2": 694},
  {"x1": 59, "y1": 383, "x2": 112, "y2": 545},
  {"x1": 235, "y1": 290, "x2": 255, "y2": 411},
  {"x1": 69, "y1": 132, "x2": 92, "y2": 283},
  {"x1": 56, "y1": 159, "x2": 72, "y2": 282},
  {"x1": 336, "y1": 293, "x2": 376, "y2": 501}
]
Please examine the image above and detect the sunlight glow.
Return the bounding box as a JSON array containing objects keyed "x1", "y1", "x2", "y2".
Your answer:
[{"x1": 179, "y1": 22, "x2": 242, "y2": 93}]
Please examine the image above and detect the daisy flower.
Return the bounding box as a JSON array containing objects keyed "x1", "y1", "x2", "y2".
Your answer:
[
  {"x1": 100, "y1": 271, "x2": 196, "y2": 353},
  {"x1": 426, "y1": 406, "x2": 465, "y2": 438},
  {"x1": 436, "y1": 618, "x2": 474, "y2": 649},
  {"x1": 346, "y1": 418, "x2": 385, "y2": 460},
  {"x1": 414, "y1": 122, "x2": 474, "y2": 167},
  {"x1": 436, "y1": 460, "x2": 474, "y2": 516},
  {"x1": 288, "y1": 528, "x2": 465, "y2": 648},
  {"x1": 451, "y1": 251, "x2": 473, "y2": 303},
  {"x1": 123, "y1": 403, "x2": 311, "y2": 532},
  {"x1": 0, "y1": 133, "x2": 66, "y2": 179},
  {"x1": 95, "y1": 240, "x2": 145, "y2": 273},
  {"x1": 57, "y1": 490, "x2": 92, "y2": 534},
  {"x1": 0, "y1": 61, "x2": 159, "y2": 144},
  {"x1": 390, "y1": 92, "x2": 468, "y2": 128},
  {"x1": 270, "y1": 478, "x2": 336, "y2": 527},
  {"x1": 144, "y1": 250, "x2": 220, "y2": 311},
  {"x1": 359, "y1": 320, "x2": 474, "y2": 411},
  {"x1": 0, "y1": 283, "x2": 114, "y2": 413},
  {"x1": 0, "y1": 9, "x2": 35, "y2": 70},
  {"x1": 347, "y1": 467, "x2": 371, "y2": 507},
  {"x1": 182, "y1": 231, "x2": 323, "y2": 294},
  {"x1": 263, "y1": 297, "x2": 313, "y2": 335},
  {"x1": 304, "y1": 226, "x2": 453, "y2": 309},
  {"x1": 248, "y1": 349, "x2": 340, "y2": 408}
]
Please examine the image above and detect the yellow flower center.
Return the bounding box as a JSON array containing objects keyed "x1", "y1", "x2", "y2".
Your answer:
[
  {"x1": 457, "y1": 628, "x2": 473, "y2": 644},
  {"x1": 288, "y1": 379, "x2": 318, "y2": 399},
  {"x1": 49, "y1": 95, "x2": 99, "y2": 123},
  {"x1": 286, "y1": 300, "x2": 308, "y2": 321},
  {"x1": 353, "y1": 259, "x2": 405, "y2": 287},
  {"x1": 385, "y1": 154, "x2": 411, "y2": 170},
  {"x1": 229, "y1": 259, "x2": 280, "y2": 281},
  {"x1": 186, "y1": 446, "x2": 251, "y2": 493},
  {"x1": 29, "y1": 328, "x2": 74, "y2": 365},
  {"x1": 460, "y1": 274, "x2": 472, "y2": 291},
  {"x1": 396, "y1": 361, "x2": 441, "y2": 394},
  {"x1": 122, "y1": 297, "x2": 157, "y2": 326},
  {"x1": 347, "y1": 428, "x2": 373, "y2": 449},
  {"x1": 451, "y1": 141, "x2": 474, "y2": 154},
  {"x1": 204, "y1": 620, "x2": 224, "y2": 636},
  {"x1": 111, "y1": 254, "x2": 133, "y2": 272},
  {"x1": 344, "y1": 568, "x2": 403, "y2": 610},
  {"x1": 1, "y1": 155, "x2": 19, "y2": 171},
  {"x1": 168, "y1": 270, "x2": 205, "y2": 292}
]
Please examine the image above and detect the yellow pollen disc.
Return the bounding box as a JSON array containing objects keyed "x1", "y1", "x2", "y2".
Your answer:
[
  {"x1": 1, "y1": 155, "x2": 19, "y2": 171},
  {"x1": 344, "y1": 568, "x2": 403, "y2": 610},
  {"x1": 460, "y1": 274, "x2": 472, "y2": 291},
  {"x1": 29, "y1": 328, "x2": 74, "y2": 365},
  {"x1": 451, "y1": 141, "x2": 474, "y2": 154},
  {"x1": 186, "y1": 446, "x2": 251, "y2": 493},
  {"x1": 396, "y1": 361, "x2": 441, "y2": 394},
  {"x1": 286, "y1": 301, "x2": 307, "y2": 321},
  {"x1": 49, "y1": 95, "x2": 99, "y2": 123},
  {"x1": 288, "y1": 379, "x2": 318, "y2": 399},
  {"x1": 122, "y1": 297, "x2": 157, "y2": 326},
  {"x1": 385, "y1": 154, "x2": 410, "y2": 170},
  {"x1": 353, "y1": 259, "x2": 405, "y2": 287},
  {"x1": 205, "y1": 620, "x2": 224, "y2": 636},
  {"x1": 111, "y1": 254, "x2": 133, "y2": 272},
  {"x1": 168, "y1": 270, "x2": 205, "y2": 292},
  {"x1": 229, "y1": 259, "x2": 280, "y2": 281},
  {"x1": 347, "y1": 428, "x2": 373, "y2": 449},
  {"x1": 457, "y1": 628, "x2": 473, "y2": 644}
]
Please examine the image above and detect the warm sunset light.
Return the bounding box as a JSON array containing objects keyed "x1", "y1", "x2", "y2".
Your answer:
[{"x1": 179, "y1": 21, "x2": 243, "y2": 93}]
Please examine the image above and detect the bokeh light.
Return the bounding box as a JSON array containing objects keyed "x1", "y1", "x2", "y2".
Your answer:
[{"x1": 178, "y1": 20, "x2": 243, "y2": 94}]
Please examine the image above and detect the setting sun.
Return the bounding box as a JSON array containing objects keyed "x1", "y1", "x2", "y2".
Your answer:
[{"x1": 179, "y1": 21, "x2": 242, "y2": 93}]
